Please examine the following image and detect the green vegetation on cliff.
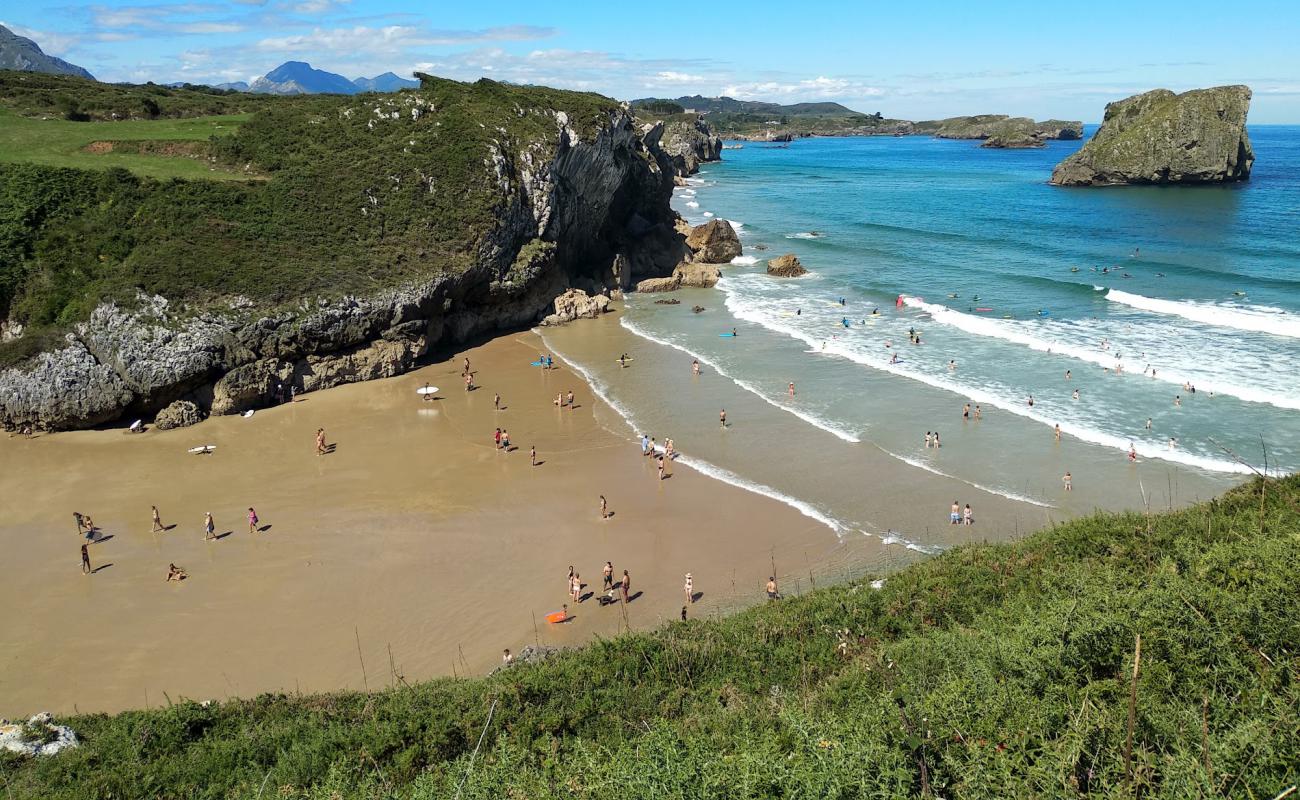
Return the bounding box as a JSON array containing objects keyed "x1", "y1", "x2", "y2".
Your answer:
[
  {"x1": 3, "y1": 476, "x2": 1296, "y2": 798},
  {"x1": 0, "y1": 72, "x2": 621, "y2": 365}
]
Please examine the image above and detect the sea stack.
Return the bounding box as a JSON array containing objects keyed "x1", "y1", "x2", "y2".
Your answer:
[{"x1": 1050, "y1": 86, "x2": 1254, "y2": 186}]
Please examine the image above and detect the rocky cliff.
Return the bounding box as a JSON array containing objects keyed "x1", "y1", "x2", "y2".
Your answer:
[
  {"x1": 659, "y1": 117, "x2": 722, "y2": 176},
  {"x1": 0, "y1": 80, "x2": 702, "y2": 431},
  {"x1": 1050, "y1": 86, "x2": 1253, "y2": 186},
  {"x1": 916, "y1": 115, "x2": 1083, "y2": 142}
]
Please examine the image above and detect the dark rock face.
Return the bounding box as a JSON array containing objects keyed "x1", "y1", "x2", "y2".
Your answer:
[
  {"x1": 660, "y1": 118, "x2": 722, "y2": 176},
  {"x1": 1051, "y1": 86, "x2": 1254, "y2": 186},
  {"x1": 0, "y1": 110, "x2": 703, "y2": 431},
  {"x1": 766, "y1": 254, "x2": 808, "y2": 277},
  {"x1": 685, "y1": 219, "x2": 742, "y2": 264}
]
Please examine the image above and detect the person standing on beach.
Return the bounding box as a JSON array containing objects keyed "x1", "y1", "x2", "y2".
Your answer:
[
  {"x1": 73, "y1": 512, "x2": 86, "y2": 536},
  {"x1": 641, "y1": 433, "x2": 650, "y2": 456},
  {"x1": 604, "y1": 561, "x2": 614, "y2": 589},
  {"x1": 1129, "y1": 444, "x2": 1138, "y2": 462},
  {"x1": 963, "y1": 504, "x2": 973, "y2": 526},
  {"x1": 692, "y1": 360, "x2": 701, "y2": 376},
  {"x1": 530, "y1": 445, "x2": 537, "y2": 466},
  {"x1": 719, "y1": 409, "x2": 727, "y2": 427},
  {"x1": 571, "y1": 573, "x2": 582, "y2": 603},
  {"x1": 501, "y1": 429, "x2": 511, "y2": 450},
  {"x1": 463, "y1": 357, "x2": 471, "y2": 375},
  {"x1": 684, "y1": 573, "x2": 694, "y2": 604},
  {"x1": 494, "y1": 428, "x2": 502, "y2": 451},
  {"x1": 933, "y1": 431, "x2": 941, "y2": 448},
  {"x1": 315, "y1": 428, "x2": 326, "y2": 456},
  {"x1": 494, "y1": 392, "x2": 501, "y2": 410},
  {"x1": 566, "y1": 390, "x2": 575, "y2": 408},
  {"x1": 600, "y1": 495, "x2": 609, "y2": 519},
  {"x1": 247, "y1": 507, "x2": 259, "y2": 535},
  {"x1": 974, "y1": 405, "x2": 982, "y2": 420},
  {"x1": 80, "y1": 543, "x2": 91, "y2": 575},
  {"x1": 82, "y1": 516, "x2": 96, "y2": 541},
  {"x1": 788, "y1": 382, "x2": 795, "y2": 397},
  {"x1": 152, "y1": 506, "x2": 164, "y2": 532},
  {"x1": 464, "y1": 372, "x2": 473, "y2": 392},
  {"x1": 950, "y1": 501, "x2": 960, "y2": 525},
  {"x1": 1054, "y1": 424, "x2": 1061, "y2": 442},
  {"x1": 925, "y1": 432, "x2": 932, "y2": 449},
  {"x1": 621, "y1": 570, "x2": 631, "y2": 604},
  {"x1": 1062, "y1": 472, "x2": 1072, "y2": 492},
  {"x1": 657, "y1": 456, "x2": 666, "y2": 481},
  {"x1": 962, "y1": 404, "x2": 970, "y2": 421},
  {"x1": 204, "y1": 512, "x2": 216, "y2": 541},
  {"x1": 290, "y1": 385, "x2": 297, "y2": 403},
  {"x1": 767, "y1": 577, "x2": 779, "y2": 600},
  {"x1": 1027, "y1": 395, "x2": 1035, "y2": 407}
]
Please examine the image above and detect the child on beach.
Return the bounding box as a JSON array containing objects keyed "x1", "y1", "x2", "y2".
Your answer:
[
  {"x1": 204, "y1": 512, "x2": 216, "y2": 541},
  {"x1": 963, "y1": 504, "x2": 973, "y2": 526},
  {"x1": 247, "y1": 507, "x2": 259, "y2": 535}
]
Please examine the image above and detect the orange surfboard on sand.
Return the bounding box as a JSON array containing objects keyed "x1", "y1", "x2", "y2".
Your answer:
[{"x1": 545, "y1": 611, "x2": 568, "y2": 623}]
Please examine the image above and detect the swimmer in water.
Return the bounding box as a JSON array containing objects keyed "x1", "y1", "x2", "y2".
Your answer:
[
  {"x1": 1072, "y1": 389, "x2": 1079, "y2": 401},
  {"x1": 948, "y1": 360, "x2": 957, "y2": 371},
  {"x1": 1065, "y1": 369, "x2": 1071, "y2": 380},
  {"x1": 1145, "y1": 417, "x2": 1152, "y2": 430},
  {"x1": 796, "y1": 308, "x2": 801, "y2": 315}
]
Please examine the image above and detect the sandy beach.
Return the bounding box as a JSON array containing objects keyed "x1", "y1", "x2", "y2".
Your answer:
[{"x1": 0, "y1": 325, "x2": 895, "y2": 715}]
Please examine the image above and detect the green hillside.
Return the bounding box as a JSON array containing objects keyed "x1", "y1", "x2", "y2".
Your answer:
[
  {"x1": 3, "y1": 475, "x2": 1296, "y2": 798},
  {"x1": 0, "y1": 72, "x2": 619, "y2": 366}
]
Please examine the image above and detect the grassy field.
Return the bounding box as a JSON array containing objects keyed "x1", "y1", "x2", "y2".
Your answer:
[
  {"x1": 0, "y1": 110, "x2": 251, "y2": 180},
  {"x1": 1, "y1": 475, "x2": 1296, "y2": 799}
]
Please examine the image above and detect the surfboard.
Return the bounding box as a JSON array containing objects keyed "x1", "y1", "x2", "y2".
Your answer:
[
  {"x1": 975, "y1": 307, "x2": 993, "y2": 312},
  {"x1": 188, "y1": 445, "x2": 216, "y2": 454},
  {"x1": 530, "y1": 361, "x2": 544, "y2": 366},
  {"x1": 614, "y1": 358, "x2": 635, "y2": 363},
  {"x1": 544, "y1": 611, "x2": 568, "y2": 623},
  {"x1": 242, "y1": 410, "x2": 255, "y2": 418},
  {"x1": 719, "y1": 333, "x2": 736, "y2": 337},
  {"x1": 416, "y1": 386, "x2": 439, "y2": 396}
]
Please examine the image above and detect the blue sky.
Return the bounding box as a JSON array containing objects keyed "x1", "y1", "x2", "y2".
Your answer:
[{"x1": 5, "y1": 0, "x2": 1299, "y2": 121}]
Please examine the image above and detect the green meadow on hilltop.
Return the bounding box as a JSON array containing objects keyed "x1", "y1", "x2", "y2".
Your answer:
[{"x1": 2, "y1": 475, "x2": 1296, "y2": 798}]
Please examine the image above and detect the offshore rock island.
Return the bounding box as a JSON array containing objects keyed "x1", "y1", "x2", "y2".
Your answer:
[{"x1": 1051, "y1": 85, "x2": 1254, "y2": 186}]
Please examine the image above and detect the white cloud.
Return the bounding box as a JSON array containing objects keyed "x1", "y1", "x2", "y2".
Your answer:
[
  {"x1": 652, "y1": 71, "x2": 705, "y2": 84},
  {"x1": 1, "y1": 20, "x2": 82, "y2": 57},
  {"x1": 720, "y1": 76, "x2": 885, "y2": 101}
]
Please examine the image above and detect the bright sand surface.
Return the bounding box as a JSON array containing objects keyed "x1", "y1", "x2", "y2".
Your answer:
[{"x1": 0, "y1": 327, "x2": 904, "y2": 716}]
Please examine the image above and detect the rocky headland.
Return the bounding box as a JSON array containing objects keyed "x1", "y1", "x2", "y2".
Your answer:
[
  {"x1": 0, "y1": 76, "x2": 724, "y2": 432},
  {"x1": 1050, "y1": 86, "x2": 1254, "y2": 186}
]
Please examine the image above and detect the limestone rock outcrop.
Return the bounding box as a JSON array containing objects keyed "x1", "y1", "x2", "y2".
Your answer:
[
  {"x1": 673, "y1": 262, "x2": 722, "y2": 288},
  {"x1": 685, "y1": 219, "x2": 742, "y2": 264},
  {"x1": 154, "y1": 400, "x2": 204, "y2": 430},
  {"x1": 636, "y1": 276, "x2": 682, "y2": 293},
  {"x1": 1051, "y1": 86, "x2": 1254, "y2": 186},
  {"x1": 766, "y1": 254, "x2": 808, "y2": 277},
  {"x1": 540, "y1": 289, "x2": 611, "y2": 326},
  {"x1": 660, "y1": 118, "x2": 722, "y2": 176}
]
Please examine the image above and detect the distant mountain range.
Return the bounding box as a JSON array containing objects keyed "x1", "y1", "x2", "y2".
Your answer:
[
  {"x1": 247, "y1": 61, "x2": 419, "y2": 95},
  {"x1": 0, "y1": 23, "x2": 94, "y2": 80},
  {"x1": 633, "y1": 95, "x2": 860, "y2": 116}
]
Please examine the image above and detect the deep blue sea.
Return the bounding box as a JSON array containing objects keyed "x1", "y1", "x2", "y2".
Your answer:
[{"x1": 542, "y1": 127, "x2": 1299, "y2": 551}]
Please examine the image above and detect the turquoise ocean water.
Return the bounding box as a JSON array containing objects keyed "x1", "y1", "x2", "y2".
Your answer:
[{"x1": 542, "y1": 128, "x2": 1299, "y2": 551}]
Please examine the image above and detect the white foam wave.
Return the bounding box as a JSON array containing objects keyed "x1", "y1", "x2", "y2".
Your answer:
[
  {"x1": 785, "y1": 232, "x2": 821, "y2": 240},
  {"x1": 720, "y1": 283, "x2": 1251, "y2": 475},
  {"x1": 730, "y1": 255, "x2": 759, "y2": 266},
  {"x1": 534, "y1": 328, "x2": 850, "y2": 533},
  {"x1": 619, "y1": 316, "x2": 863, "y2": 443},
  {"x1": 1106, "y1": 289, "x2": 1300, "y2": 339},
  {"x1": 726, "y1": 219, "x2": 745, "y2": 234},
  {"x1": 703, "y1": 212, "x2": 715, "y2": 218},
  {"x1": 901, "y1": 296, "x2": 1300, "y2": 411},
  {"x1": 685, "y1": 201, "x2": 700, "y2": 209},
  {"x1": 878, "y1": 447, "x2": 1055, "y2": 508}
]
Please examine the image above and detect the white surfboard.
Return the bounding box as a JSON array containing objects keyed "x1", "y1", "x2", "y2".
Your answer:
[
  {"x1": 188, "y1": 445, "x2": 216, "y2": 454},
  {"x1": 416, "y1": 386, "x2": 439, "y2": 396}
]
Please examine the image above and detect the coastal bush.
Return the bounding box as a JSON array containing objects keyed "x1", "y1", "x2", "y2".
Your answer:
[{"x1": 1, "y1": 476, "x2": 1296, "y2": 798}]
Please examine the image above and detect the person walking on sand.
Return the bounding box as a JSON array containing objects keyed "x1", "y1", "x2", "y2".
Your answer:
[
  {"x1": 82, "y1": 516, "x2": 96, "y2": 541},
  {"x1": 152, "y1": 505, "x2": 164, "y2": 532},
  {"x1": 315, "y1": 428, "x2": 326, "y2": 456},
  {"x1": 657, "y1": 456, "x2": 666, "y2": 481},
  {"x1": 494, "y1": 428, "x2": 502, "y2": 450},
  {"x1": 462, "y1": 356, "x2": 471, "y2": 375},
  {"x1": 73, "y1": 512, "x2": 86, "y2": 536},
  {"x1": 204, "y1": 512, "x2": 216, "y2": 541},
  {"x1": 963, "y1": 504, "x2": 973, "y2": 526},
  {"x1": 1062, "y1": 472, "x2": 1072, "y2": 492},
  {"x1": 80, "y1": 543, "x2": 91, "y2": 575},
  {"x1": 600, "y1": 495, "x2": 609, "y2": 519},
  {"x1": 950, "y1": 501, "x2": 961, "y2": 525},
  {"x1": 494, "y1": 392, "x2": 501, "y2": 410},
  {"x1": 767, "y1": 577, "x2": 780, "y2": 600},
  {"x1": 641, "y1": 433, "x2": 650, "y2": 456},
  {"x1": 1054, "y1": 423, "x2": 1061, "y2": 442},
  {"x1": 464, "y1": 372, "x2": 473, "y2": 392},
  {"x1": 719, "y1": 409, "x2": 727, "y2": 427},
  {"x1": 621, "y1": 570, "x2": 631, "y2": 604},
  {"x1": 247, "y1": 507, "x2": 259, "y2": 535},
  {"x1": 684, "y1": 573, "x2": 695, "y2": 604},
  {"x1": 530, "y1": 445, "x2": 537, "y2": 466},
  {"x1": 501, "y1": 429, "x2": 511, "y2": 450},
  {"x1": 604, "y1": 561, "x2": 614, "y2": 589}
]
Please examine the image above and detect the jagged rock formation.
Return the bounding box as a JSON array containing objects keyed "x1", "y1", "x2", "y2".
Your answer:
[
  {"x1": 981, "y1": 132, "x2": 1045, "y2": 149},
  {"x1": 673, "y1": 262, "x2": 722, "y2": 288},
  {"x1": 660, "y1": 118, "x2": 722, "y2": 176},
  {"x1": 1050, "y1": 86, "x2": 1254, "y2": 186},
  {"x1": 0, "y1": 86, "x2": 704, "y2": 431},
  {"x1": 540, "y1": 289, "x2": 611, "y2": 326},
  {"x1": 154, "y1": 400, "x2": 203, "y2": 430},
  {"x1": 0, "y1": 24, "x2": 93, "y2": 80},
  {"x1": 766, "y1": 254, "x2": 808, "y2": 277},
  {"x1": 685, "y1": 219, "x2": 742, "y2": 264}
]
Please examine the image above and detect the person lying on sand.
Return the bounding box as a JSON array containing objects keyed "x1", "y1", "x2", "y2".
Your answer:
[{"x1": 166, "y1": 563, "x2": 187, "y2": 582}]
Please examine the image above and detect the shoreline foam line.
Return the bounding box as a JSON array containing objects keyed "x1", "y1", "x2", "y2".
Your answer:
[
  {"x1": 720, "y1": 283, "x2": 1253, "y2": 475},
  {"x1": 1105, "y1": 288, "x2": 1300, "y2": 339},
  {"x1": 877, "y1": 446, "x2": 1056, "y2": 508},
  {"x1": 902, "y1": 296, "x2": 1300, "y2": 411},
  {"x1": 534, "y1": 328, "x2": 850, "y2": 534},
  {"x1": 619, "y1": 316, "x2": 863, "y2": 444}
]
